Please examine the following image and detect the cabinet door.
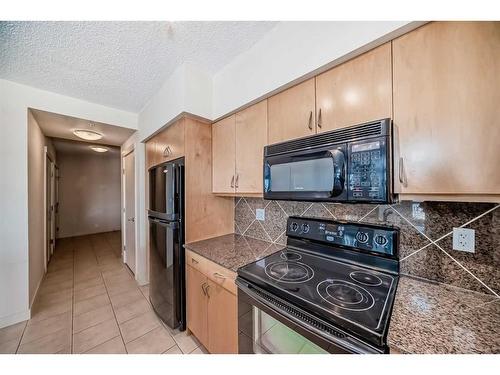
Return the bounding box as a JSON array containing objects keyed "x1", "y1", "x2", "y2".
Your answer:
[
  {"x1": 156, "y1": 118, "x2": 185, "y2": 163},
  {"x1": 186, "y1": 265, "x2": 208, "y2": 347},
  {"x1": 235, "y1": 100, "x2": 268, "y2": 194},
  {"x1": 206, "y1": 279, "x2": 238, "y2": 354},
  {"x1": 146, "y1": 139, "x2": 156, "y2": 169},
  {"x1": 316, "y1": 43, "x2": 392, "y2": 132},
  {"x1": 268, "y1": 78, "x2": 316, "y2": 144},
  {"x1": 212, "y1": 115, "x2": 236, "y2": 193},
  {"x1": 393, "y1": 21, "x2": 500, "y2": 194}
]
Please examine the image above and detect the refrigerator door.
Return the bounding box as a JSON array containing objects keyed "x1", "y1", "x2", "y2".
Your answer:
[
  {"x1": 149, "y1": 161, "x2": 182, "y2": 221},
  {"x1": 149, "y1": 217, "x2": 185, "y2": 330}
]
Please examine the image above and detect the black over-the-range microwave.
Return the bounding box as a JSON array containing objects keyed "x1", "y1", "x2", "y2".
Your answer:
[{"x1": 263, "y1": 118, "x2": 399, "y2": 204}]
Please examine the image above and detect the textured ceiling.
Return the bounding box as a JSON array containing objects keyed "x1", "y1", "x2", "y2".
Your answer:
[
  {"x1": 0, "y1": 21, "x2": 277, "y2": 112},
  {"x1": 31, "y1": 109, "x2": 136, "y2": 146}
]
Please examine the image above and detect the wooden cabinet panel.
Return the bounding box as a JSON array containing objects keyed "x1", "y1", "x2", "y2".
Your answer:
[
  {"x1": 212, "y1": 115, "x2": 236, "y2": 193},
  {"x1": 268, "y1": 78, "x2": 316, "y2": 144},
  {"x1": 186, "y1": 265, "x2": 208, "y2": 347},
  {"x1": 205, "y1": 257, "x2": 237, "y2": 295},
  {"x1": 316, "y1": 43, "x2": 392, "y2": 132},
  {"x1": 145, "y1": 139, "x2": 158, "y2": 170},
  {"x1": 235, "y1": 100, "x2": 268, "y2": 194},
  {"x1": 156, "y1": 118, "x2": 185, "y2": 163},
  {"x1": 207, "y1": 279, "x2": 238, "y2": 354},
  {"x1": 186, "y1": 250, "x2": 208, "y2": 275},
  {"x1": 393, "y1": 21, "x2": 500, "y2": 194}
]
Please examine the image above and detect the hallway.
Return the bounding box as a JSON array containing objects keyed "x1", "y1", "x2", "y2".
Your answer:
[{"x1": 0, "y1": 232, "x2": 205, "y2": 354}]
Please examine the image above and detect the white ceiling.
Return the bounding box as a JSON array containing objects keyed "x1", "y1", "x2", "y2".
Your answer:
[
  {"x1": 31, "y1": 109, "x2": 136, "y2": 146},
  {"x1": 0, "y1": 21, "x2": 277, "y2": 112},
  {"x1": 52, "y1": 138, "x2": 120, "y2": 157}
]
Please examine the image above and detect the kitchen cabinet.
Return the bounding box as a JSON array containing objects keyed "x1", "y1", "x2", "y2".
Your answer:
[
  {"x1": 212, "y1": 101, "x2": 268, "y2": 195},
  {"x1": 315, "y1": 43, "x2": 392, "y2": 132},
  {"x1": 212, "y1": 115, "x2": 236, "y2": 194},
  {"x1": 185, "y1": 250, "x2": 238, "y2": 354},
  {"x1": 393, "y1": 21, "x2": 500, "y2": 196},
  {"x1": 268, "y1": 78, "x2": 316, "y2": 144},
  {"x1": 156, "y1": 118, "x2": 185, "y2": 163},
  {"x1": 145, "y1": 139, "x2": 158, "y2": 170}
]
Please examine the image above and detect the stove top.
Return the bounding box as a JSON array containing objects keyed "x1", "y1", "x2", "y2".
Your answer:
[{"x1": 237, "y1": 216, "x2": 400, "y2": 349}]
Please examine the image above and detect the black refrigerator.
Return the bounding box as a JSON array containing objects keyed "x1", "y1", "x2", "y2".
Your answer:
[{"x1": 148, "y1": 157, "x2": 185, "y2": 331}]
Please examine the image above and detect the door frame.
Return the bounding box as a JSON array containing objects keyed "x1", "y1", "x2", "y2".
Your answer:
[
  {"x1": 122, "y1": 147, "x2": 137, "y2": 274},
  {"x1": 43, "y1": 147, "x2": 56, "y2": 271}
]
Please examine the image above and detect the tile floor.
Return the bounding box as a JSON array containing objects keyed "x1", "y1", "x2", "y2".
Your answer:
[{"x1": 0, "y1": 231, "x2": 208, "y2": 354}]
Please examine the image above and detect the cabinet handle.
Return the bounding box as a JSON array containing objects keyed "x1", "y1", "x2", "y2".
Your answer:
[
  {"x1": 235, "y1": 174, "x2": 239, "y2": 189},
  {"x1": 163, "y1": 147, "x2": 169, "y2": 157},
  {"x1": 230, "y1": 175, "x2": 235, "y2": 188},
  {"x1": 191, "y1": 258, "x2": 199, "y2": 264},
  {"x1": 399, "y1": 157, "x2": 406, "y2": 185},
  {"x1": 206, "y1": 284, "x2": 210, "y2": 298},
  {"x1": 213, "y1": 272, "x2": 227, "y2": 279},
  {"x1": 308, "y1": 111, "x2": 313, "y2": 130},
  {"x1": 201, "y1": 282, "x2": 207, "y2": 296},
  {"x1": 317, "y1": 108, "x2": 322, "y2": 129}
]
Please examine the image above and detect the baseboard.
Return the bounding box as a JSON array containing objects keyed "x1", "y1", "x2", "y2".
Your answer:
[{"x1": 0, "y1": 309, "x2": 30, "y2": 329}]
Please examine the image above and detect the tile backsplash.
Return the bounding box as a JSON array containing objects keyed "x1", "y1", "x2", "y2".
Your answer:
[{"x1": 234, "y1": 198, "x2": 500, "y2": 297}]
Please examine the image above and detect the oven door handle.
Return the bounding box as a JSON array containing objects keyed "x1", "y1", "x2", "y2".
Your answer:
[{"x1": 235, "y1": 278, "x2": 381, "y2": 354}]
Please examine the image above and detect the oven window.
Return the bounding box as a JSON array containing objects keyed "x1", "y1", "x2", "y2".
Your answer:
[
  {"x1": 270, "y1": 158, "x2": 334, "y2": 192},
  {"x1": 250, "y1": 307, "x2": 328, "y2": 354}
]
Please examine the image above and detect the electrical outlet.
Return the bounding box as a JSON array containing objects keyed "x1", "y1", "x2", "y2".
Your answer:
[
  {"x1": 453, "y1": 227, "x2": 475, "y2": 253},
  {"x1": 256, "y1": 208, "x2": 265, "y2": 221}
]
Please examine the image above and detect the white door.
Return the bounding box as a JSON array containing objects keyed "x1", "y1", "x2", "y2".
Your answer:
[{"x1": 124, "y1": 151, "x2": 136, "y2": 274}]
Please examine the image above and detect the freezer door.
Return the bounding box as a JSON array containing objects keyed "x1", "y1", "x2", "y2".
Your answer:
[
  {"x1": 149, "y1": 162, "x2": 182, "y2": 221},
  {"x1": 149, "y1": 218, "x2": 185, "y2": 330}
]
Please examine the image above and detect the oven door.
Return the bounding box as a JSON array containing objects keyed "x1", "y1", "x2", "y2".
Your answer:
[
  {"x1": 237, "y1": 279, "x2": 382, "y2": 354},
  {"x1": 264, "y1": 145, "x2": 347, "y2": 201}
]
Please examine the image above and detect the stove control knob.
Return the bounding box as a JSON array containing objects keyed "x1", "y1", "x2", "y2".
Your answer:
[
  {"x1": 301, "y1": 223, "x2": 310, "y2": 233},
  {"x1": 290, "y1": 222, "x2": 299, "y2": 231},
  {"x1": 375, "y1": 235, "x2": 388, "y2": 246},
  {"x1": 356, "y1": 231, "x2": 369, "y2": 244}
]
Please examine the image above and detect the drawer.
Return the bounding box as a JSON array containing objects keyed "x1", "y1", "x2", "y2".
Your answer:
[
  {"x1": 205, "y1": 260, "x2": 237, "y2": 296},
  {"x1": 186, "y1": 250, "x2": 208, "y2": 274}
]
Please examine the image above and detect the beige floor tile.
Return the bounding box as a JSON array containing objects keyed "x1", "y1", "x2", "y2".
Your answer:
[
  {"x1": 139, "y1": 285, "x2": 150, "y2": 299},
  {"x1": 73, "y1": 318, "x2": 120, "y2": 353},
  {"x1": 74, "y1": 293, "x2": 110, "y2": 316},
  {"x1": 0, "y1": 321, "x2": 27, "y2": 345},
  {"x1": 104, "y1": 271, "x2": 134, "y2": 285},
  {"x1": 114, "y1": 297, "x2": 152, "y2": 324},
  {"x1": 38, "y1": 279, "x2": 73, "y2": 295},
  {"x1": 84, "y1": 336, "x2": 127, "y2": 354},
  {"x1": 21, "y1": 311, "x2": 72, "y2": 345},
  {"x1": 36, "y1": 288, "x2": 73, "y2": 306},
  {"x1": 74, "y1": 275, "x2": 104, "y2": 291},
  {"x1": 75, "y1": 269, "x2": 102, "y2": 283},
  {"x1": 173, "y1": 330, "x2": 201, "y2": 354},
  {"x1": 17, "y1": 327, "x2": 71, "y2": 354},
  {"x1": 105, "y1": 279, "x2": 138, "y2": 296},
  {"x1": 189, "y1": 345, "x2": 208, "y2": 354},
  {"x1": 126, "y1": 326, "x2": 176, "y2": 354},
  {"x1": 30, "y1": 299, "x2": 72, "y2": 323},
  {"x1": 73, "y1": 304, "x2": 115, "y2": 333},
  {"x1": 163, "y1": 345, "x2": 182, "y2": 354},
  {"x1": 74, "y1": 283, "x2": 108, "y2": 302},
  {"x1": 119, "y1": 310, "x2": 160, "y2": 343},
  {"x1": 109, "y1": 288, "x2": 144, "y2": 309},
  {"x1": 0, "y1": 338, "x2": 20, "y2": 354}
]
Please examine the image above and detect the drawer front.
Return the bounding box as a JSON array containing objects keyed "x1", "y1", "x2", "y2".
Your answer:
[
  {"x1": 205, "y1": 260, "x2": 237, "y2": 296},
  {"x1": 186, "y1": 250, "x2": 208, "y2": 275}
]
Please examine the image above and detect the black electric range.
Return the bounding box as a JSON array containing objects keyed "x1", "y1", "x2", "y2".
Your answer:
[{"x1": 236, "y1": 216, "x2": 400, "y2": 354}]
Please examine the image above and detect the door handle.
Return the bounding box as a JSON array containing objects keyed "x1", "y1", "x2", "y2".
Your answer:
[
  {"x1": 308, "y1": 111, "x2": 313, "y2": 130},
  {"x1": 127, "y1": 217, "x2": 135, "y2": 223},
  {"x1": 317, "y1": 108, "x2": 322, "y2": 129},
  {"x1": 230, "y1": 175, "x2": 235, "y2": 188}
]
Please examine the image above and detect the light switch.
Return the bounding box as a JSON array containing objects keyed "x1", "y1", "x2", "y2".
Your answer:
[{"x1": 256, "y1": 208, "x2": 265, "y2": 221}]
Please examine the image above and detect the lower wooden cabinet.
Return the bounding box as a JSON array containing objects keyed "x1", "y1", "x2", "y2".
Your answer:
[{"x1": 186, "y1": 250, "x2": 238, "y2": 354}]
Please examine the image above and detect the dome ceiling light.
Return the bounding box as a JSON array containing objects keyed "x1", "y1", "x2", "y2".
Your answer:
[
  {"x1": 73, "y1": 129, "x2": 103, "y2": 141},
  {"x1": 89, "y1": 146, "x2": 109, "y2": 153}
]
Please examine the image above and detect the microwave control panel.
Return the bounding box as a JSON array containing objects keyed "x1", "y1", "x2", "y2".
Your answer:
[{"x1": 347, "y1": 138, "x2": 387, "y2": 202}]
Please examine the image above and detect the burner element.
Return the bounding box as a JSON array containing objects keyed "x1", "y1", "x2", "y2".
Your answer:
[
  {"x1": 317, "y1": 280, "x2": 375, "y2": 311},
  {"x1": 349, "y1": 271, "x2": 383, "y2": 286},
  {"x1": 280, "y1": 251, "x2": 302, "y2": 261},
  {"x1": 265, "y1": 261, "x2": 314, "y2": 283}
]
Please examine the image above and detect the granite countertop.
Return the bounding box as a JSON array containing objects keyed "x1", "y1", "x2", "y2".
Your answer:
[{"x1": 185, "y1": 234, "x2": 500, "y2": 354}]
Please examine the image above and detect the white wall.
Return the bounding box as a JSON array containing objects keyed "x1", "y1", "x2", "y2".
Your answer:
[
  {"x1": 57, "y1": 151, "x2": 121, "y2": 238},
  {"x1": 212, "y1": 21, "x2": 413, "y2": 118},
  {"x1": 27, "y1": 111, "x2": 57, "y2": 307},
  {"x1": 0, "y1": 79, "x2": 137, "y2": 328}
]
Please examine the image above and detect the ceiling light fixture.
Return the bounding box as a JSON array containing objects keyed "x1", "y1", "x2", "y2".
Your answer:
[
  {"x1": 73, "y1": 129, "x2": 103, "y2": 141},
  {"x1": 89, "y1": 146, "x2": 108, "y2": 153}
]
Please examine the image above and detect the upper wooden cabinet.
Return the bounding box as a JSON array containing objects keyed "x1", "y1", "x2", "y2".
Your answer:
[
  {"x1": 156, "y1": 118, "x2": 185, "y2": 163},
  {"x1": 393, "y1": 22, "x2": 500, "y2": 195},
  {"x1": 145, "y1": 139, "x2": 158, "y2": 170},
  {"x1": 212, "y1": 115, "x2": 236, "y2": 194},
  {"x1": 212, "y1": 101, "x2": 268, "y2": 195},
  {"x1": 235, "y1": 101, "x2": 268, "y2": 194},
  {"x1": 316, "y1": 43, "x2": 392, "y2": 132},
  {"x1": 268, "y1": 78, "x2": 316, "y2": 144}
]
